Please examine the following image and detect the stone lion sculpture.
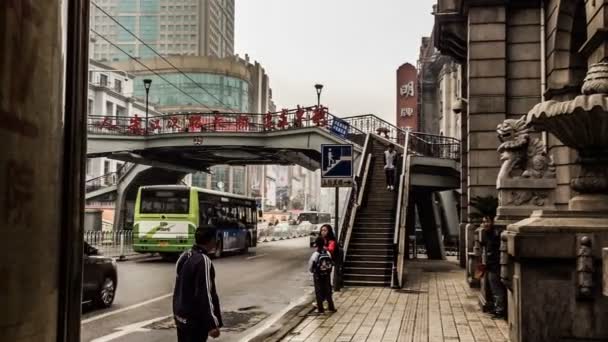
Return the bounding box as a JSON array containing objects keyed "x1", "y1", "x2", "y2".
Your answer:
[{"x1": 496, "y1": 117, "x2": 555, "y2": 180}]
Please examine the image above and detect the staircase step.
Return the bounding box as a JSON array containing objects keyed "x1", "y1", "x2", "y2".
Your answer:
[
  {"x1": 343, "y1": 279, "x2": 391, "y2": 287},
  {"x1": 343, "y1": 273, "x2": 392, "y2": 282},
  {"x1": 352, "y1": 232, "x2": 393, "y2": 237},
  {"x1": 344, "y1": 267, "x2": 391, "y2": 275},
  {"x1": 347, "y1": 255, "x2": 393, "y2": 262},
  {"x1": 346, "y1": 248, "x2": 393, "y2": 255},
  {"x1": 351, "y1": 238, "x2": 393, "y2": 244},
  {"x1": 344, "y1": 260, "x2": 392, "y2": 267}
]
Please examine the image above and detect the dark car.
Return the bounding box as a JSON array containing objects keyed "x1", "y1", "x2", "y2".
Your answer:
[{"x1": 83, "y1": 242, "x2": 118, "y2": 308}]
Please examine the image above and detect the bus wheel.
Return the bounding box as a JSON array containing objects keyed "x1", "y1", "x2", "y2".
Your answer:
[{"x1": 214, "y1": 240, "x2": 223, "y2": 258}]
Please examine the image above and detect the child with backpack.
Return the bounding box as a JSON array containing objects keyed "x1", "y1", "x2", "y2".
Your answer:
[{"x1": 308, "y1": 236, "x2": 337, "y2": 314}]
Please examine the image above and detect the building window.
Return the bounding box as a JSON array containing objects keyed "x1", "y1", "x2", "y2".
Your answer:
[
  {"x1": 211, "y1": 166, "x2": 229, "y2": 192},
  {"x1": 106, "y1": 101, "x2": 114, "y2": 116},
  {"x1": 88, "y1": 99, "x2": 94, "y2": 115},
  {"x1": 192, "y1": 172, "x2": 207, "y2": 188},
  {"x1": 116, "y1": 105, "x2": 126, "y2": 118},
  {"x1": 233, "y1": 167, "x2": 245, "y2": 195},
  {"x1": 100, "y1": 74, "x2": 109, "y2": 86},
  {"x1": 114, "y1": 79, "x2": 122, "y2": 93},
  {"x1": 103, "y1": 160, "x2": 111, "y2": 175}
]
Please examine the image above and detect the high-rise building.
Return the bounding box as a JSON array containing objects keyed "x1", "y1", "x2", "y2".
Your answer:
[{"x1": 90, "y1": 0, "x2": 235, "y2": 62}]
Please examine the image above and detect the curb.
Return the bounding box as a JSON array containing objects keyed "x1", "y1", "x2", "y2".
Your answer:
[{"x1": 247, "y1": 294, "x2": 315, "y2": 342}]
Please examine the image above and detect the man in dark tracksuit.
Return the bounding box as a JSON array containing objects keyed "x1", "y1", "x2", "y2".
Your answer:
[{"x1": 173, "y1": 228, "x2": 223, "y2": 342}]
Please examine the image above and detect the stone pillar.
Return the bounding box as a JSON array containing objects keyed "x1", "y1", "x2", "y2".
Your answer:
[
  {"x1": 505, "y1": 62, "x2": 608, "y2": 341},
  {"x1": 416, "y1": 191, "x2": 445, "y2": 260},
  {"x1": 465, "y1": 4, "x2": 507, "y2": 283},
  {"x1": 1, "y1": 1, "x2": 89, "y2": 341}
]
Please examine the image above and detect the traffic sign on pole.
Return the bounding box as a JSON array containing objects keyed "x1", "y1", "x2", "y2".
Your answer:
[{"x1": 321, "y1": 144, "x2": 353, "y2": 188}]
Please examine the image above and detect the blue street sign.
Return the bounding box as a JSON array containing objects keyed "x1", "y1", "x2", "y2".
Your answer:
[
  {"x1": 321, "y1": 144, "x2": 353, "y2": 187},
  {"x1": 330, "y1": 118, "x2": 350, "y2": 139}
]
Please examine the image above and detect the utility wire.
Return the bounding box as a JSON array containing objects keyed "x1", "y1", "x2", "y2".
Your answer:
[
  {"x1": 91, "y1": 2, "x2": 234, "y2": 112},
  {"x1": 91, "y1": 28, "x2": 213, "y2": 111}
]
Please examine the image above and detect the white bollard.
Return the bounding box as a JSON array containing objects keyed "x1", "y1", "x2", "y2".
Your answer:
[{"x1": 119, "y1": 232, "x2": 125, "y2": 261}]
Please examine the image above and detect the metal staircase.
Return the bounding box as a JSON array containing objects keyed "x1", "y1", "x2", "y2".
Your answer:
[
  {"x1": 342, "y1": 140, "x2": 397, "y2": 286},
  {"x1": 336, "y1": 117, "x2": 461, "y2": 289}
]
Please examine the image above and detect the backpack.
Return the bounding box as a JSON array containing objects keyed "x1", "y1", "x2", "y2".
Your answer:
[{"x1": 315, "y1": 251, "x2": 334, "y2": 276}]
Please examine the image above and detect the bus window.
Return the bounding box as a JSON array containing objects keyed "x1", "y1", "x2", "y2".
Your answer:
[{"x1": 140, "y1": 189, "x2": 190, "y2": 214}]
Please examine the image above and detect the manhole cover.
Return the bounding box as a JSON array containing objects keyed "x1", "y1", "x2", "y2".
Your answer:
[{"x1": 145, "y1": 311, "x2": 270, "y2": 333}]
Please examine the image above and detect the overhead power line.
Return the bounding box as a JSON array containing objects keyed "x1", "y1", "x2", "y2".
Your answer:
[
  {"x1": 91, "y1": 2, "x2": 234, "y2": 112},
  {"x1": 91, "y1": 28, "x2": 213, "y2": 111}
]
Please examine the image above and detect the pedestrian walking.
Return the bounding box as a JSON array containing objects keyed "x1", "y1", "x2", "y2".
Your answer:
[
  {"x1": 481, "y1": 216, "x2": 506, "y2": 318},
  {"x1": 309, "y1": 236, "x2": 337, "y2": 314},
  {"x1": 173, "y1": 228, "x2": 223, "y2": 342},
  {"x1": 384, "y1": 143, "x2": 398, "y2": 191}
]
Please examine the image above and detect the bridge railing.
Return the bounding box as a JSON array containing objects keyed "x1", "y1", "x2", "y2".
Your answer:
[
  {"x1": 342, "y1": 114, "x2": 460, "y2": 161},
  {"x1": 85, "y1": 162, "x2": 133, "y2": 193},
  {"x1": 87, "y1": 105, "x2": 367, "y2": 144}
]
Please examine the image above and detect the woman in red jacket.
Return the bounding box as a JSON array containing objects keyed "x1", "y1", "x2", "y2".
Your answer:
[{"x1": 319, "y1": 224, "x2": 337, "y2": 258}]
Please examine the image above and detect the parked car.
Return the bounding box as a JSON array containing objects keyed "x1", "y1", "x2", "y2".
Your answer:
[{"x1": 83, "y1": 242, "x2": 118, "y2": 308}]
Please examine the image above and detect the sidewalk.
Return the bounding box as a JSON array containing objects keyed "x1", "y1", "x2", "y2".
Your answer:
[{"x1": 280, "y1": 260, "x2": 508, "y2": 342}]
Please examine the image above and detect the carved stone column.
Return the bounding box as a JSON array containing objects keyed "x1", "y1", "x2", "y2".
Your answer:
[{"x1": 505, "y1": 62, "x2": 608, "y2": 342}]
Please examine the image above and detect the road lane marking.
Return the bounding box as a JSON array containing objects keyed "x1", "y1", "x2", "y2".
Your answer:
[
  {"x1": 246, "y1": 253, "x2": 267, "y2": 260},
  {"x1": 81, "y1": 293, "x2": 173, "y2": 324},
  {"x1": 240, "y1": 292, "x2": 311, "y2": 342},
  {"x1": 91, "y1": 315, "x2": 170, "y2": 342}
]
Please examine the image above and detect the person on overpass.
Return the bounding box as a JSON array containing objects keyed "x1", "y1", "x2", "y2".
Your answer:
[
  {"x1": 173, "y1": 228, "x2": 223, "y2": 341},
  {"x1": 384, "y1": 143, "x2": 398, "y2": 191}
]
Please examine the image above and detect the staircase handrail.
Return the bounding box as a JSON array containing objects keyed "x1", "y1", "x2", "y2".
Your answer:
[
  {"x1": 391, "y1": 130, "x2": 411, "y2": 288},
  {"x1": 335, "y1": 133, "x2": 372, "y2": 291},
  {"x1": 337, "y1": 133, "x2": 371, "y2": 248}
]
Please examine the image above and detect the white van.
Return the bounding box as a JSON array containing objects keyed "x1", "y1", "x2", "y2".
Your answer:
[{"x1": 296, "y1": 212, "x2": 332, "y2": 247}]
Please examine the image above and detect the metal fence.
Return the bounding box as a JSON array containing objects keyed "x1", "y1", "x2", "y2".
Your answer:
[
  {"x1": 84, "y1": 230, "x2": 136, "y2": 260},
  {"x1": 342, "y1": 114, "x2": 461, "y2": 162},
  {"x1": 85, "y1": 163, "x2": 134, "y2": 193}
]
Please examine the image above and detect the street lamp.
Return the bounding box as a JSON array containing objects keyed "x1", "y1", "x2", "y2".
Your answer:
[
  {"x1": 143, "y1": 79, "x2": 152, "y2": 135},
  {"x1": 315, "y1": 83, "x2": 323, "y2": 107}
]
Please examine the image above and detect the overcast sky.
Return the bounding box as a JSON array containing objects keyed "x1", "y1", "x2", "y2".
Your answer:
[{"x1": 235, "y1": 0, "x2": 436, "y2": 123}]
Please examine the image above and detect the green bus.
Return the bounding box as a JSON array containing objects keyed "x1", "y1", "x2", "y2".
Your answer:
[{"x1": 133, "y1": 185, "x2": 257, "y2": 258}]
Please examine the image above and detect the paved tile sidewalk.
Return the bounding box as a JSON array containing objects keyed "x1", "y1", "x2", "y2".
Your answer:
[{"x1": 280, "y1": 260, "x2": 508, "y2": 342}]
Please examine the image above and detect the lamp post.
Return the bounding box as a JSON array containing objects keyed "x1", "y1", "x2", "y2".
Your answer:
[
  {"x1": 143, "y1": 79, "x2": 152, "y2": 135},
  {"x1": 315, "y1": 83, "x2": 323, "y2": 106}
]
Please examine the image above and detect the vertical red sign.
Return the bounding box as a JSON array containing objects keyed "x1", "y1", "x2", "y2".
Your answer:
[{"x1": 396, "y1": 63, "x2": 418, "y2": 131}]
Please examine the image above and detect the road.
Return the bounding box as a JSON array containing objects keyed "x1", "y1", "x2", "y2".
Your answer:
[{"x1": 81, "y1": 237, "x2": 313, "y2": 342}]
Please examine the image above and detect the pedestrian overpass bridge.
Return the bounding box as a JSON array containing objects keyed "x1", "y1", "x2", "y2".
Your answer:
[{"x1": 86, "y1": 106, "x2": 461, "y2": 287}]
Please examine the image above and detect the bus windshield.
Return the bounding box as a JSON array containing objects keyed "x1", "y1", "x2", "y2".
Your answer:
[{"x1": 140, "y1": 189, "x2": 190, "y2": 214}]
